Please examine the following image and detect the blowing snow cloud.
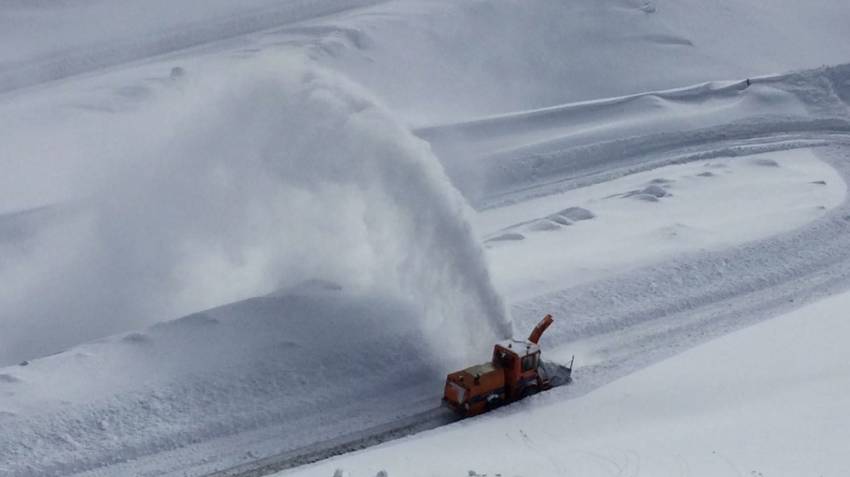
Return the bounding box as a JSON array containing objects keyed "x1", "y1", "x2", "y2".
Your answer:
[{"x1": 0, "y1": 54, "x2": 511, "y2": 365}]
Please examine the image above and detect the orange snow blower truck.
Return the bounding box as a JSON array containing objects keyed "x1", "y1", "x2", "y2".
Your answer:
[{"x1": 442, "y1": 314, "x2": 573, "y2": 416}]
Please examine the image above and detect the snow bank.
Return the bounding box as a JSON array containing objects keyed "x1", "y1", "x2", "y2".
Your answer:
[
  {"x1": 420, "y1": 64, "x2": 850, "y2": 204},
  {"x1": 0, "y1": 288, "x2": 438, "y2": 476},
  {"x1": 0, "y1": 54, "x2": 509, "y2": 366},
  {"x1": 288, "y1": 290, "x2": 850, "y2": 477}
]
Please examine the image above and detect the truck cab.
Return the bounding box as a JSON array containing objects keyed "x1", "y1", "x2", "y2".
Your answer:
[
  {"x1": 443, "y1": 315, "x2": 561, "y2": 416},
  {"x1": 492, "y1": 339, "x2": 547, "y2": 400}
]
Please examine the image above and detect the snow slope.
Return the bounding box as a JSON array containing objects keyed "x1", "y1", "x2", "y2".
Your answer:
[
  {"x1": 288, "y1": 289, "x2": 850, "y2": 477},
  {"x1": 4, "y1": 0, "x2": 850, "y2": 121},
  {"x1": 481, "y1": 149, "x2": 844, "y2": 301},
  {"x1": 298, "y1": 0, "x2": 850, "y2": 121},
  {"x1": 0, "y1": 286, "x2": 443, "y2": 477},
  {"x1": 421, "y1": 65, "x2": 850, "y2": 205},
  {"x1": 2, "y1": 0, "x2": 850, "y2": 476},
  {"x1": 2, "y1": 131, "x2": 848, "y2": 477}
]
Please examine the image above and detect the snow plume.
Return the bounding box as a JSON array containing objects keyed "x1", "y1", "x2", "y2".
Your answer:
[{"x1": 0, "y1": 54, "x2": 510, "y2": 366}]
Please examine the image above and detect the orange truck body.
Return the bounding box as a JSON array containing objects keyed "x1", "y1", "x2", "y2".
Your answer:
[{"x1": 443, "y1": 314, "x2": 556, "y2": 416}]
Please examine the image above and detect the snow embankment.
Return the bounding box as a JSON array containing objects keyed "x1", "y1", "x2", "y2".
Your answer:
[
  {"x1": 420, "y1": 64, "x2": 850, "y2": 204},
  {"x1": 289, "y1": 290, "x2": 850, "y2": 477},
  {"x1": 481, "y1": 148, "x2": 845, "y2": 301},
  {"x1": 0, "y1": 287, "x2": 441, "y2": 477}
]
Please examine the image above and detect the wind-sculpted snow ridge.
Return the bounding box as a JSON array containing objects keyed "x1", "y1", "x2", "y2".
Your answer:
[
  {"x1": 0, "y1": 54, "x2": 509, "y2": 366},
  {"x1": 420, "y1": 64, "x2": 850, "y2": 206}
]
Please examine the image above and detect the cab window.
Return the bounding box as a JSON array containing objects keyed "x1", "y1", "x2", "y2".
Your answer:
[{"x1": 521, "y1": 353, "x2": 538, "y2": 371}]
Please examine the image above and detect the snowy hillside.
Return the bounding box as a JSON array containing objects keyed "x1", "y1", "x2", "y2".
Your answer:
[{"x1": 2, "y1": 1, "x2": 850, "y2": 476}]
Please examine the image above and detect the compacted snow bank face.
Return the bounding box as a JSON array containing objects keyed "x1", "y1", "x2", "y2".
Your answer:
[
  {"x1": 480, "y1": 148, "x2": 845, "y2": 301},
  {"x1": 0, "y1": 54, "x2": 508, "y2": 367},
  {"x1": 287, "y1": 291, "x2": 850, "y2": 477},
  {"x1": 0, "y1": 287, "x2": 446, "y2": 477}
]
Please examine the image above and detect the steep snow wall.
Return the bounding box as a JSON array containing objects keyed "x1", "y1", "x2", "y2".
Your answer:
[{"x1": 0, "y1": 54, "x2": 510, "y2": 365}]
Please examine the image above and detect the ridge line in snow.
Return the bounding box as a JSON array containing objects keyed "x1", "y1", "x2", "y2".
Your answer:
[{"x1": 416, "y1": 64, "x2": 850, "y2": 133}]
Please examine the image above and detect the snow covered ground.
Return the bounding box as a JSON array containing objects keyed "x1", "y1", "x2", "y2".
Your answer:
[
  {"x1": 3, "y1": 145, "x2": 842, "y2": 477},
  {"x1": 288, "y1": 289, "x2": 850, "y2": 477},
  {"x1": 481, "y1": 149, "x2": 844, "y2": 301},
  {"x1": 2, "y1": 1, "x2": 850, "y2": 476}
]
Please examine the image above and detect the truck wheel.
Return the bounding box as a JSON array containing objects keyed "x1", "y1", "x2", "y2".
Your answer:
[
  {"x1": 521, "y1": 386, "x2": 539, "y2": 399},
  {"x1": 485, "y1": 394, "x2": 502, "y2": 411}
]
